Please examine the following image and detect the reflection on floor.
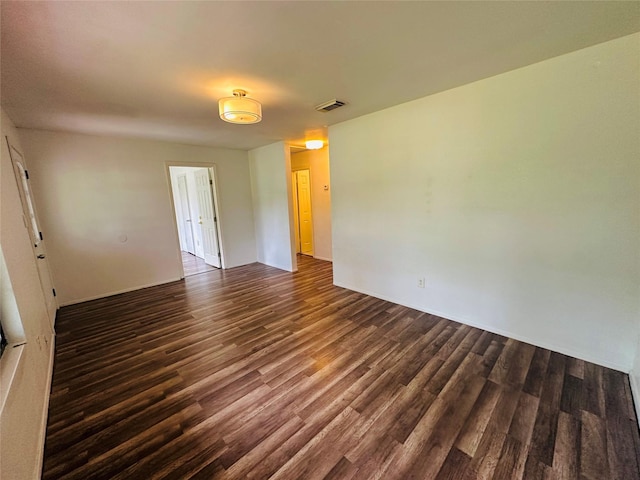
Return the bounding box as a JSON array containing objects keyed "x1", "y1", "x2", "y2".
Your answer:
[
  {"x1": 181, "y1": 251, "x2": 216, "y2": 276},
  {"x1": 44, "y1": 257, "x2": 640, "y2": 479}
]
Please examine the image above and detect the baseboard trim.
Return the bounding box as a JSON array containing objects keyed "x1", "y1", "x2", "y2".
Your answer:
[
  {"x1": 333, "y1": 280, "x2": 629, "y2": 373},
  {"x1": 312, "y1": 255, "x2": 333, "y2": 262},
  {"x1": 35, "y1": 334, "x2": 55, "y2": 479},
  {"x1": 59, "y1": 278, "x2": 183, "y2": 306},
  {"x1": 258, "y1": 261, "x2": 295, "y2": 273}
]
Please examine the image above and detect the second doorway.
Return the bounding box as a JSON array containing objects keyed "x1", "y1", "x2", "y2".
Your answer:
[{"x1": 169, "y1": 166, "x2": 223, "y2": 276}]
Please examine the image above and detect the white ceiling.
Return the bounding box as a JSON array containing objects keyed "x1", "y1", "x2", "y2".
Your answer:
[{"x1": 1, "y1": 1, "x2": 639, "y2": 151}]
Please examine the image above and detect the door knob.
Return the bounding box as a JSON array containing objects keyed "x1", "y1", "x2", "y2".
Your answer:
[{"x1": 37, "y1": 254, "x2": 46, "y2": 259}]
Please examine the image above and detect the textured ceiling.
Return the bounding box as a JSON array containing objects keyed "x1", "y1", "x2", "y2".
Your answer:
[{"x1": 1, "y1": 1, "x2": 639, "y2": 150}]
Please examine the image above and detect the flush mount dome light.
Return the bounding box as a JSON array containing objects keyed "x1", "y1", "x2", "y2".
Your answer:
[
  {"x1": 219, "y1": 89, "x2": 262, "y2": 124},
  {"x1": 305, "y1": 140, "x2": 323, "y2": 150}
]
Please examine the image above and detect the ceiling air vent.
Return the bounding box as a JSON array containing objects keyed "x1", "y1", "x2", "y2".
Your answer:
[{"x1": 315, "y1": 99, "x2": 346, "y2": 112}]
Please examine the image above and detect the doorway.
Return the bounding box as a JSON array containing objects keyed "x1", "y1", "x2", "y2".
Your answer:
[
  {"x1": 288, "y1": 144, "x2": 333, "y2": 268},
  {"x1": 168, "y1": 165, "x2": 223, "y2": 277}
]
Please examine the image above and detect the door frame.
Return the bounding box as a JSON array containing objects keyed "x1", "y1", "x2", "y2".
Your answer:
[{"x1": 165, "y1": 162, "x2": 226, "y2": 277}]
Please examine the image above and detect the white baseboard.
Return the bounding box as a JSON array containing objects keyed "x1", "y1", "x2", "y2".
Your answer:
[
  {"x1": 34, "y1": 334, "x2": 55, "y2": 479},
  {"x1": 59, "y1": 278, "x2": 182, "y2": 306},
  {"x1": 333, "y1": 280, "x2": 629, "y2": 373},
  {"x1": 312, "y1": 255, "x2": 333, "y2": 262},
  {"x1": 258, "y1": 261, "x2": 295, "y2": 273}
]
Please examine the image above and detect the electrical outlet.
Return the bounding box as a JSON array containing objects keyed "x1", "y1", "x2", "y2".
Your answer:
[{"x1": 417, "y1": 277, "x2": 426, "y2": 288}]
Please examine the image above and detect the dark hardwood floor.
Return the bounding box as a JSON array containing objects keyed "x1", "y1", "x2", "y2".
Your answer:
[
  {"x1": 43, "y1": 256, "x2": 640, "y2": 479},
  {"x1": 182, "y1": 251, "x2": 216, "y2": 277}
]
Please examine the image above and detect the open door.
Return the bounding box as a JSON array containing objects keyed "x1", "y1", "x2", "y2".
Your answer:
[
  {"x1": 194, "y1": 168, "x2": 221, "y2": 268},
  {"x1": 6, "y1": 138, "x2": 57, "y2": 328}
]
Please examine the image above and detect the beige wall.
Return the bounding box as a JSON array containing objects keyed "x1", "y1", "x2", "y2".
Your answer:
[
  {"x1": 329, "y1": 33, "x2": 640, "y2": 372},
  {"x1": 18, "y1": 129, "x2": 256, "y2": 305},
  {"x1": 1, "y1": 109, "x2": 54, "y2": 479},
  {"x1": 291, "y1": 148, "x2": 333, "y2": 261},
  {"x1": 249, "y1": 142, "x2": 296, "y2": 272}
]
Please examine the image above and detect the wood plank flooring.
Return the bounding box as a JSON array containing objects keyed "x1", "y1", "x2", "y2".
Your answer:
[
  {"x1": 182, "y1": 251, "x2": 216, "y2": 277},
  {"x1": 43, "y1": 256, "x2": 640, "y2": 479}
]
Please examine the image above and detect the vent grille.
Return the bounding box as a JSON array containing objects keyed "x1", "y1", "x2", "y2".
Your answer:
[{"x1": 315, "y1": 99, "x2": 346, "y2": 112}]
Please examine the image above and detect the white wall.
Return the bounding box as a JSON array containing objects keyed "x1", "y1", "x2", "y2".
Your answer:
[
  {"x1": 1, "y1": 109, "x2": 54, "y2": 479},
  {"x1": 18, "y1": 129, "x2": 256, "y2": 305},
  {"x1": 249, "y1": 142, "x2": 296, "y2": 272},
  {"x1": 329, "y1": 33, "x2": 640, "y2": 372},
  {"x1": 291, "y1": 148, "x2": 333, "y2": 261}
]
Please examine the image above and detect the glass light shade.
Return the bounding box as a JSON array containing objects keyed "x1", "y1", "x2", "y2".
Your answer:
[
  {"x1": 219, "y1": 92, "x2": 262, "y2": 124},
  {"x1": 305, "y1": 140, "x2": 323, "y2": 150}
]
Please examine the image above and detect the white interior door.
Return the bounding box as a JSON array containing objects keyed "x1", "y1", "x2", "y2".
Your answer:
[
  {"x1": 194, "y1": 168, "x2": 221, "y2": 268},
  {"x1": 6, "y1": 140, "x2": 57, "y2": 327},
  {"x1": 177, "y1": 174, "x2": 195, "y2": 254},
  {"x1": 296, "y1": 170, "x2": 314, "y2": 256}
]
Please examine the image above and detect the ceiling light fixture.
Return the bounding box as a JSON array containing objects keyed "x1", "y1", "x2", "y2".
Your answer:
[
  {"x1": 305, "y1": 140, "x2": 323, "y2": 150},
  {"x1": 218, "y1": 89, "x2": 262, "y2": 124}
]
